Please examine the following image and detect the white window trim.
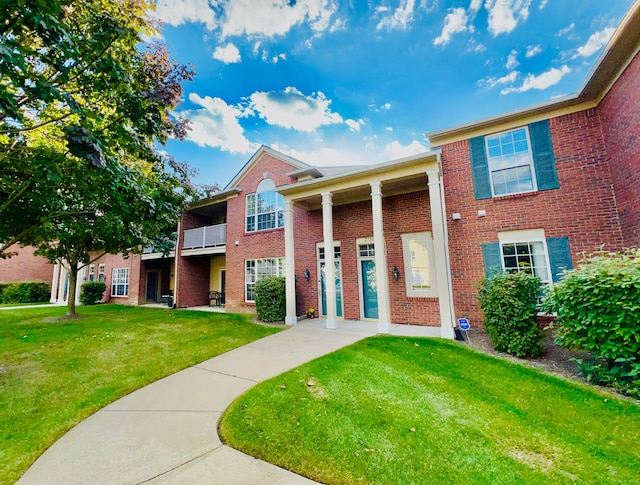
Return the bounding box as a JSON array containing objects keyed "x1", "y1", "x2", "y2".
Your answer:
[
  {"x1": 401, "y1": 232, "x2": 437, "y2": 298},
  {"x1": 111, "y1": 267, "x2": 130, "y2": 298},
  {"x1": 244, "y1": 257, "x2": 285, "y2": 302},
  {"x1": 498, "y1": 229, "x2": 552, "y2": 285},
  {"x1": 245, "y1": 179, "x2": 284, "y2": 233},
  {"x1": 486, "y1": 126, "x2": 537, "y2": 197}
]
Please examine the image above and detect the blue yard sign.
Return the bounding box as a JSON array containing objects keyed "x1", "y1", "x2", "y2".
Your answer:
[{"x1": 457, "y1": 318, "x2": 470, "y2": 331}]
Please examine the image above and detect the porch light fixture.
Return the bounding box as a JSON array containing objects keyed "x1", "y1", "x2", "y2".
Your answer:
[
  {"x1": 304, "y1": 268, "x2": 311, "y2": 281},
  {"x1": 392, "y1": 266, "x2": 400, "y2": 280}
]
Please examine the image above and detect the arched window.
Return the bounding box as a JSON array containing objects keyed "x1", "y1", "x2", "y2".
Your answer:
[{"x1": 246, "y1": 179, "x2": 285, "y2": 232}]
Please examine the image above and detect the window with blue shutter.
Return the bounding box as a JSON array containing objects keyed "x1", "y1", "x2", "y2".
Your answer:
[
  {"x1": 547, "y1": 236, "x2": 572, "y2": 282},
  {"x1": 470, "y1": 120, "x2": 558, "y2": 198},
  {"x1": 482, "y1": 242, "x2": 503, "y2": 279}
]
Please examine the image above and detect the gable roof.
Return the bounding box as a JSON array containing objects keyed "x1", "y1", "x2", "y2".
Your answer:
[
  {"x1": 426, "y1": 0, "x2": 640, "y2": 146},
  {"x1": 223, "y1": 145, "x2": 310, "y2": 190}
]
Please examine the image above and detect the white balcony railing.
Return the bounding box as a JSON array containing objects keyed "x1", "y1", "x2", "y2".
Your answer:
[{"x1": 183, "y1": 224, "x2": 226, "y2": 250}]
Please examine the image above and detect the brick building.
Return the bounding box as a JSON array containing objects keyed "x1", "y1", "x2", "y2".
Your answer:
[{"x1": 2, "y1": 1, "x2": 638, "y2": 336}]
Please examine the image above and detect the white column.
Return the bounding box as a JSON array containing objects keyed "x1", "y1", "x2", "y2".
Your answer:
[
  {"x1": 59, "y1": 264, "x2": 69, "y2": 302},
  {"x1": 50, "y1": 262, "x2": 60, "y2": 303},
  {"x1": 427, "y1": 167, "x2": 456, "y2": 339},
  {"x1": 370, "y1": 181, "x2": 391, "y2": 334},
  {"x1": 321, "y1": 192, "x2": 338, "y2": 329},
  {"x1": 75, "y1": 264, "x2": 85, "y2": 305},
  {"x1": 284, "y1": 199, "x2": 298, "y2": 325}
]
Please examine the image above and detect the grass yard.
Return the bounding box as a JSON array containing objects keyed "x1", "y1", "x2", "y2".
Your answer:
[
  {"x1": 0, "y1": 304, "x2": 281, "y2": 485},
  {"x1": 220, "y1": 336, "x2": 640, "y2": 485}
]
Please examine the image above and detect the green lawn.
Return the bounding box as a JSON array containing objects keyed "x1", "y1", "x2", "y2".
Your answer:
[
  {"x1": 220, "y1": 336, "x2": 640, "y2": 485},
  {"x1": 0, "y1": 304, "x2": 281, "y2": 485}
]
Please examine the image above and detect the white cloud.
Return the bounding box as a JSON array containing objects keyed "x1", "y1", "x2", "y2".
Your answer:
[
  {"x1": 501, "y1": 65, "x2": 571, "y2": 95},
  {"x1": 178, "y1": 94, "x2": 254, "y2": 154},
  {"x1": 377, "y1": 0, "x2": 417, "y2": 31},
  {"x1": 248, "y1": 87, "x2": 343, "y2": 132},
  {"x1": 484, "y1": 0, "x2": 532, "y2": 36},
  {"x1": 220, "y1": 0, "x2": 338, "y2": 39},
  {"x1": 480, "y1": 70, "x2": 519, "y2": 88},
  {"x1": 212, "y1": 43, "x2": 241, "y2": 64},
  {"x1": 505, "y1": 49, "x2": 519, "y2": 69},
  {"x1": 153, "y1": 0, "x2": 217, "y2": 30},
  {"x1": 525, "y1": 44, "x2": 542, "y2": 58},
  {"x1": 384, "y1": 140, "x2": 428, "y2": 159},
  {"x1": 386, "y1": 126, "x2": 393, "y2": 131},
  {"x1": 556, "y1": 23, "x2": 575, "y2": 37},
  {"x1": 575, "y1": 27, "x2": 615, "y2": 58},
  {"x1": 345, "y1": 119, "x2": 364, "y2": 132},
  {"x1": 433, "y1": 8, "x2": 470, "y2": 46},
  {"x1": 382, "y1": 102, "x2": 392, "y2": 110},
  {"x1": 539, "y1": 0, "x2": 548, "y2": 9}
]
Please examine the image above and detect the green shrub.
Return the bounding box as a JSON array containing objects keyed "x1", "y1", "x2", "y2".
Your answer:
[
  {"x1": 477, "y1": 271, "x2": 545, "y2": 358},
  {"x1": 254, "y1": 276, "x2": 286, "y2": 323},
  {"x1": 80, "y1": 281, "x2": 106, "y2": 305},
  {"x1": 543, "y1": 249, "x2": 640, "y2": 397},
  {"x1": 0, "y1": 281, "x2": 50, "y2": 304}
]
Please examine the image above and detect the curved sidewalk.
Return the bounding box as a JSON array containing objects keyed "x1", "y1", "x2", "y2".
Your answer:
[{"x1": 18, "y1": 319, "x2": 387, "y2": 484}]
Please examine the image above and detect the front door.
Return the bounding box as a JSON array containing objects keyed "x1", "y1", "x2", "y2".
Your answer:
[
  {"x1": 146, "y1": 271, "x2": 159, "y2": 302},
  {"x1": 359, "y1": 243, "x2": 378, "y2": 319},
  {"x1": 318, "y1": 245, "x2": 343, "y2": 317}
]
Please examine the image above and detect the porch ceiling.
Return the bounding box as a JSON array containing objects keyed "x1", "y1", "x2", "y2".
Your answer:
[
  {"x1": 278, "y1": 150, "x2": 440, "y2": 211},
  {"x1": 290, "y1": 173, "x2": 430, "y2": 211}
]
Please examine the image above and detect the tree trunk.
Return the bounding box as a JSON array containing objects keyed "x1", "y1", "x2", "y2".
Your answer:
[{"x1": 66, "y1": 261, "x2": 78, "y2": 316}]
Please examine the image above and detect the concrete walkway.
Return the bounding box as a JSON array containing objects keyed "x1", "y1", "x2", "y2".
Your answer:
[{"x1": 17, "y1": 318, "x2": 433, "y2": 484}]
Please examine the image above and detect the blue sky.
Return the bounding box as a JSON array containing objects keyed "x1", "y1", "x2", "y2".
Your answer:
[{"x1": 150, "y1": 0, "x2": 634, "y2": 187}]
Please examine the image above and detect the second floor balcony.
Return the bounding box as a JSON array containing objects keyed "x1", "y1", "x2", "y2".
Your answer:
[{"x1": 182, "y1": 223, "x2": 226, "y2": 251}]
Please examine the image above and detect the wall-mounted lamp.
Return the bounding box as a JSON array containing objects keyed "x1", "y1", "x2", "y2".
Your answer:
[
  {"x1": 392, "y1": 266, "x2": 401, "y2": 280},
  {"x1": 304, "y1": 268, "x2": 311, "y2": 281}
]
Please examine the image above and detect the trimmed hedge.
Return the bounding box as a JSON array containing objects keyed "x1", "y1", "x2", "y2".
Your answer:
[
  {"x1": 477, "y1": 271, "x2": 545, "y2": 358},
  {"x1": 544, "y1": 249, "x2": 640, "y2": 397},
  {"x1": 0, "y1": 281, "x2": 50, "y2": 304},
  {"x1": 254, "y1": 276, "x2": 286, "y2": 323},
  {"x1": 80, "y1": 281, "x2": 106, "y2": 305}
]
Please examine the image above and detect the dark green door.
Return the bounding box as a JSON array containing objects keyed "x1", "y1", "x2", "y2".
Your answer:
[{"x1": 361, "y1": 260, "x2": 378, "y2": 319}]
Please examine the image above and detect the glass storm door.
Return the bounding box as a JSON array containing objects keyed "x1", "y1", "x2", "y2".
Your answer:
[{"x1": 319, "y1": 246, "x2": 343, "y2": 317}]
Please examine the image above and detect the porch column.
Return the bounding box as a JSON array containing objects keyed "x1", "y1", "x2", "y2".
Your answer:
[
  {"x1": 284, "y1": 199, "x2": 298, "y2": 325},
  {"x1": 50, "y1": 262, "x2": 60, "y2": 303},
  {"x1": 427, "y1": 167, "x2": 456, "y2": 338},
  {"x1": 321, "y1": 192, "x2": 338, "y2": 329},
  {"x1": 370, "y1": 181, "x2": 391, "y2": 334},
  {"x1": 75, "y1": 264, "x2": 85, "y2": 305},
  {"x1": 59, "y1": 264, "x2": 69, "y2": 302}
]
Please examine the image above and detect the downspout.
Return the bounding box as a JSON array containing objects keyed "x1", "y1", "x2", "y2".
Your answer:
[
  {"x1": 172, "y1": 218, "x2": 181, "y2": 308},
  {"x1": 436, "y1": 152, "x2": 457, "y2": 329}
]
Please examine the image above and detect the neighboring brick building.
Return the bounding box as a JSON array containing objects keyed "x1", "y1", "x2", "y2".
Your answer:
[{"x1": 1, "y1": 2, "x2": 638, "y2": 337}]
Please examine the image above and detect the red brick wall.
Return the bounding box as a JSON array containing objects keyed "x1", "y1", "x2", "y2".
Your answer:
[
  {"x1": 84, "y1": 253, "x2": 141, "y2": 305},
  {"x1": 597, "y1": 50, "x2": 640, "y2": 247},
  {"x1": 441, "y1": 109, "x2": 624, "y2": 324},
  {"x1": 176, "y1": 255, "x2": 210, "y2": 307},
  {"x1": 0, "y1": 245, "x2": 54, "y2": 283},
  {"x1": 223, "y1": 153, "x2": 299, "y2": 313}
]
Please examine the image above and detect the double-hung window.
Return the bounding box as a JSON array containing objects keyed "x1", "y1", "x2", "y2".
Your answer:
[
  {"x1": 245, "y1": 257, "x2": 285, "y2": 302},
  {"x1": 469, "y1": 120, "x2": 559, "y2": 199},
  {"x1": 111, "y1": 268, "x2": 129, "y2": 297},
  {"x1": 246, "y1": 179, "x2": 284, "y2": 232},
  {"x1": 486, "y1": 127, "x2": 536, "y2": 196},
  {"x1": 88, "y1": 264, "x2": 95, "y2": 282},
  {"x1": 98, "y1": 264, "x2": 105, "y2": 282}
]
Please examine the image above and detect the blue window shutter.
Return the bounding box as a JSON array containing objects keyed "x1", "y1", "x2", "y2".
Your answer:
[
  {"x1": 482, "y1": 242, "x2": 503, "y2": 279},
  {"x1": 529, "y1": 120, "x2": 559, "y2": 191},
  {"x1": 547, "y1": 237, "x2": 573, "y2": 282},
  {"x1": 469, "y1": 136, "x2": 492, "y2": 199}
]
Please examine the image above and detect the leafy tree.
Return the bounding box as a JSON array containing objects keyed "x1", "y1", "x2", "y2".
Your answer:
[{"x1": 0, "y1": 0, "x2": 196, "y2": 315}]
